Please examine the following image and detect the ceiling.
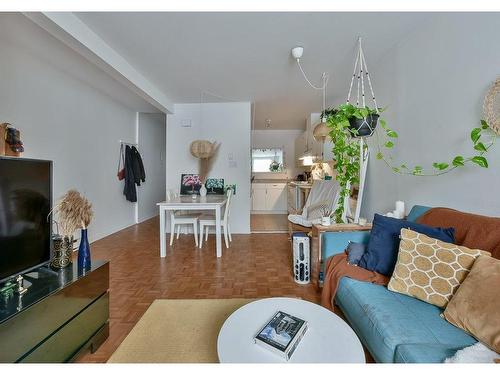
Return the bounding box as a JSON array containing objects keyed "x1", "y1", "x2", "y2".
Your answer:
[{"x1": 76, "y1": 12, "x2": 433, "y2": 129}]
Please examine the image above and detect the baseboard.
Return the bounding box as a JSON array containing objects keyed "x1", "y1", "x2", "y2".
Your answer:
[
  {"x1": 251, "y1": 230, "x2": 288, "y2": 234},
  {"x1": 137, "y1": 213, "x2": 159, "y2": 223}
]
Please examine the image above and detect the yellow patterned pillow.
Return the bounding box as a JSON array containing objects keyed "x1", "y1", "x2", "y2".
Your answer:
[{"x1": 388, "y1": 228, "x2": 490, "y2": 308}]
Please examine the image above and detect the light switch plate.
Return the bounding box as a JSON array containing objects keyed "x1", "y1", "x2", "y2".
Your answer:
[{"x1": 180, "y1": 119, "x2": 192, "y2": 127}]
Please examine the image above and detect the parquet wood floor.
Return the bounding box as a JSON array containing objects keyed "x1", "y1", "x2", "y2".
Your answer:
[
  {"x1": 251, "y1": 214, "x2": 289, "y2": 232},
  {"x1": 77, "y1": 216, "x2": 321, "y2": 363}
]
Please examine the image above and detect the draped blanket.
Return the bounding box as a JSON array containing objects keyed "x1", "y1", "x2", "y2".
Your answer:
[{"x1": 320, "y1": 252, "x2": 389, "y2": 310}]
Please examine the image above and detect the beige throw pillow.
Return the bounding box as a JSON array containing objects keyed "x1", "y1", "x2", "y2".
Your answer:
[
  {"x1": 388, "y1": 228, "x2": 490, "y2": 308},
  {"x1": 444, "y1": 255, "x2": 500, "y2": 353}
]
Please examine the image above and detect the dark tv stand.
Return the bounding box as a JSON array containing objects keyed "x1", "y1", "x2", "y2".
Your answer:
[{"x1": 0, "y1": 261, "x2": 109, "y2": 362}]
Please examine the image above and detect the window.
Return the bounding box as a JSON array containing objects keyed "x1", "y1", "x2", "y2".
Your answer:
[{"x1": 252, "y1": 148, "x2": 284, "y2": 173}]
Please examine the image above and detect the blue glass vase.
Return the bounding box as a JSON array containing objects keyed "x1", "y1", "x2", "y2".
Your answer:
[{"x1": 78, "y1": 228, "x2": 91, "y2": 272}]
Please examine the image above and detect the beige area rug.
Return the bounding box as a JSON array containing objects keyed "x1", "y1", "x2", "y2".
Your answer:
[{"x1": 108, "y1": 298, "x2": 253, "y2": 363}]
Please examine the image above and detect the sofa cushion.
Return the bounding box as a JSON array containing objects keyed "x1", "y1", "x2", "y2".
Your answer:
[
  {"x1": 335, "y1": 277, "x2": 476, "y2": 363},
  {"x1": 394, "y1": 343, "x2": 467, "y2": 363},
  {"x1": 346, "y1": 242, "x2": 366, "y2": 265},
  {"x1": 388, "y1": 229, "x2": 490, "y2": 308},
  {"x1": 443, "y1": 255, "x2": 500, "y2": 352},
  {"x1": 359, "y1": 214, "x2": 455, "y2": 276},
  {"x1": 417, "y1": 207, "x2": 500, "y2": 259},
  {"x1": 406, "y1": 205, "x2": 432, "y2": 223}
]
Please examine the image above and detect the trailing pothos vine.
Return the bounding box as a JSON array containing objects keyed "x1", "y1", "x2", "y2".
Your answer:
[
  {"x1": 376, "y1": 119, "x2": 496, "y2": 176},
  {"x1": 325, "y1": 105, "x2": 369, "y2": 223},
  {"x1": 325, "y1": 104, "x2": 497, "y2": 223}
]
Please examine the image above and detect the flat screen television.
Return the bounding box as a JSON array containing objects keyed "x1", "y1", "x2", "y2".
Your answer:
[{"x1": 0, "y1": 157, "x2": 52, "y2": 283}]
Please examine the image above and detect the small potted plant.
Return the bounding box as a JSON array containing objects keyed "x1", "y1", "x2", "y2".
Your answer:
[
  {"x1": 319, "y1": 204, "x2": 333, "y2": 226},
  {"x1": 269, "y1": 161, "x2": 283, "y2": 172}
]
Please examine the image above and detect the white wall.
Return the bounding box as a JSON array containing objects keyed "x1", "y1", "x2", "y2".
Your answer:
[
  {"x1": 252, "y1": 129, "x2": 306, "y2": 180},
  {"x1": 137, "y1": 113, "x2": 166, "y2": 222},
  {"x1": 0, "y1": 14, "x2": 154, "y2": 242},
  {"x1": 166, "y1": 102, "x2": 251, "y2": 233},
  {"x1": 362, "y1": 13, "x2": 500, "y2": 219}
]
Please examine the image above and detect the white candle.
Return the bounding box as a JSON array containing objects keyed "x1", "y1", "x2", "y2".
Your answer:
[
  {"x1": 393, "y1": 210, "x2": 404, "y2": 219},
  {"x1": 395, "y1": 201, "x2": 405, "y2": 216}
]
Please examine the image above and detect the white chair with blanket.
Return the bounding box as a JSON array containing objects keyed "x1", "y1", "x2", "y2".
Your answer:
[{"x1": 287, "y1": 180, "x2": 340, "y2": 235}]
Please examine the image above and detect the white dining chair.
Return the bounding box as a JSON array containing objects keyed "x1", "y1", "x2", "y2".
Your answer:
[
  {"x1": 199, "y1": 189, "x2": 233, "y2": 249},
  {"x1": 166, "y1": 189, "x2": 200, "y2": 246}
]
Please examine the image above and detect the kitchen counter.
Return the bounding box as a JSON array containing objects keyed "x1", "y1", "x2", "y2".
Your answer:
[
  {"x1": 252, "y1": 178, "x2": 289, "y2": 183},
  {"x1": 288, "y1": 181, "x2": 313, "y2": 188}
]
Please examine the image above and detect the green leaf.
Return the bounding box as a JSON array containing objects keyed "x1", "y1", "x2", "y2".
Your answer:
[
  {"x1": 400, "y1": 164, "x2": 408, "y2": 169},
  {"x1": 481, "y1": 119, "x2": 489, "y2": 129},
  {"x1": 386, "y1": 129, "x2": 398, "y2": 138},
  {"x1": 432, "y1": 162, "x2": 449, "y2": 170},
  {"x1": 452, "y1": 156, "x2": 465, "y2": 167},
  {"x1": 474, "y1": 142, "x2": 487, "y2": 152},
  {"x1": 379, "y1": 119, "x2": 387, "y2": 129},
  {"x1": 385, "y1": 141, "x2": 394, "y2": 148},
  {"x1": 376, "y1": 152, "x2": 383, "y2": 160},
  {"x1": 392, "y1": 167, "x2": 400, "y2": 173},
  {"x1": 339, "y1": 120, "x2": 350, "y2": 128},
  {"x1": 471, "y1": 156, "x2": 488, "y2": 168},
  {"x1": 471, "y1": 128, "x2": 481, "y2": 144},
  {"x1": 359, "y1": 108, "x2": 369, "y2": 118},
  {"x1": 412, "y1": 166, "x2": 423, "y2": 175}
]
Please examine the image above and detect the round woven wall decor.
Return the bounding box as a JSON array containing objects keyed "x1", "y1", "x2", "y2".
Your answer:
[
  {"x1": 483, "y1": 78, "x2": 500, "y2": 135},
  {"x1": 190, "y1": 140, "x2": 216, "y2": 159}
]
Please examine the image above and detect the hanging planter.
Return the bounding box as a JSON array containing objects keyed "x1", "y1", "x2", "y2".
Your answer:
[
  {"x1": 348, "y1": 113, "x2": 379, "y2": 137},
  {"x1": 326, "y1": 38, "x2": 498, "y2": 194}
]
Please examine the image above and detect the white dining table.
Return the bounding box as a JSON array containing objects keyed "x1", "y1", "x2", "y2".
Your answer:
[{"x1": 157, "y1": 195, "x2": 228, "y2": 258}]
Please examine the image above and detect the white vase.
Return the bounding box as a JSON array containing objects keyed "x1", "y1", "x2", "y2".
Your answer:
[{"x1": 200, "y1": 185, "x2": 207, "y2": 197}]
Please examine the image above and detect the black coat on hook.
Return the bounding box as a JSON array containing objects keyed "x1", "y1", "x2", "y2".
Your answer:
[
  {"x1": 123, "y1": 145, "x2": 146, "y2": 202},
  {"x1": 131, "y1": 146, "x2": 146, "y2": 185}
]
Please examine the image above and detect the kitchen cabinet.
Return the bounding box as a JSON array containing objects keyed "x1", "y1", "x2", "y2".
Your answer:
[
  {"x1": 251, "y1": 183, "x2": 287, "y2": 213},
  {"x1": 251, "y1": 184, "x2": 267, "y2": 211},
  {"x1": 266, "y1": 184, "x2": 287, "y2": 211}
]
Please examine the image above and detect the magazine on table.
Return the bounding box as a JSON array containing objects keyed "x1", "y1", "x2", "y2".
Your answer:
[{"x1": 254, "y1": 311, "x2": 308, "y2": 360}]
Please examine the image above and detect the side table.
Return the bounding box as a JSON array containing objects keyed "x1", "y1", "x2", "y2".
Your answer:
[{"x1": 311, "y1": 223, "x2": 372, "y2": 289}]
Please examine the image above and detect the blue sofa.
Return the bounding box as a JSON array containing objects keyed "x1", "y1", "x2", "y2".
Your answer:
[{"x1": 321, "y1": 205, "x2": 477, "y2": 363}]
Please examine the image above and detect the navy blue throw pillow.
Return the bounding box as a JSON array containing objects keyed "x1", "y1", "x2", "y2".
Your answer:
[
  {"x1": 359, "y1": 214, "x2": 455, "y2": 276},
  {"x1": 346, "y1": 242, "x2": 366, "y2": 266}
]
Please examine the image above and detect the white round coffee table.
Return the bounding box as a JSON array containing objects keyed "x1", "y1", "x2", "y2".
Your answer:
[{"x1": 217, "y1": 297, "x2": 365, "y2": 363}]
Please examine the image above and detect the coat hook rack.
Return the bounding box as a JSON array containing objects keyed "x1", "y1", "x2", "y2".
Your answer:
[{"x1": 119, "y1": 140, "x2": 138, "y2": 146}]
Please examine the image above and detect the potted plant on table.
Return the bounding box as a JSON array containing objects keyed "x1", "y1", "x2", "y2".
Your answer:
[
  {"x1": 319, "y1": 204, "x2": 333, "y2": 226},
  {"x1": 51, "y1": 190, "x2": 93, "y2": 272}
]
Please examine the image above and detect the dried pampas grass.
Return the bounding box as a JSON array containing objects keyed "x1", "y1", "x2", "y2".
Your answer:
[
  {"x1": 197, "y1": 142, "x2": 220, "y2": 183},
  {"x1": 52, "y1": 189, "x2": 93, "y2": 237}
]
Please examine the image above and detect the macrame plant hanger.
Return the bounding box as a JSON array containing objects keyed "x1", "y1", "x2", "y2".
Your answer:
[{"x1": 343, "y1": 37, "x2": 377, "y2": 223}]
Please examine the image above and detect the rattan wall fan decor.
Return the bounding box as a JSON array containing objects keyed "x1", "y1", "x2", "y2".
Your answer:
[{"x1": 483, "y1": 78, "x2": 500, "y2": 136}]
